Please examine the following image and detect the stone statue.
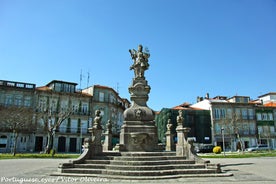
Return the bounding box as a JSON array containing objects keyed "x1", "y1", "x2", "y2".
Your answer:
[
  {"x1": 106, "y1": 120, "x2": 112, "y2": 133},
  {"x1": 166, "y1": 119, "x2": 172, "y2": 131},
  {"x1": 129, "y1": 44, "x2": 150, "y2": 79},
  {"x1": 177, "y1": 110, "x2": 184, "y2": 126},
  {"x1": 93, "y1": 110, "x2": 102, "y2": 129}
]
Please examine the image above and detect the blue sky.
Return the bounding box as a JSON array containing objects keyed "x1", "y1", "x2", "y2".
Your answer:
[{"x1": 0, "y1": 0, "x2": 276, "y2": 111}]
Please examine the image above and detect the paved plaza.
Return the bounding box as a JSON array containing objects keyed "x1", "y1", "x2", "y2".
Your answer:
[{"x1": 0, "y1": 157, "x2": 275, "y2": 184}]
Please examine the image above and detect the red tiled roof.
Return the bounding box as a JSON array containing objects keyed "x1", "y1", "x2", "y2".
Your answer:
[
  {"x1": 36, "y1": 86, "x2": 51, "y2": 91},
  {"x1": 264, "y1": 102, "x2": 276, "y2": 107}
]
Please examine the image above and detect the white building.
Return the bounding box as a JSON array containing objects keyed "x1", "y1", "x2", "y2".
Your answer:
[{"x1": 192, "y1": 95, "x2": 258, "y2": 151}]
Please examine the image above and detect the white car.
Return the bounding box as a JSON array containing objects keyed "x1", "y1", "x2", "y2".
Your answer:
[{"x1": 246, "y1": 144, "x2": 271, "y2": 152}]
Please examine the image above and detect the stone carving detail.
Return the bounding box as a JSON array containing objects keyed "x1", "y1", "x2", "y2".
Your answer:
[
  {"x1": 106, "y1": 120, "x2": 112, "y2": 133},
  {"x1": 129, "y1": 45, "x2": 150, "y2": 79},
  {"x1": 93, "y1": 110, "x2": 102, "y2": 129},
  {"x1": 134, "y1": 108, "x2": 145, "y2": 120},
  {"x1": 177, "y1": 110, "x2": 184, "y2": 126},
  {"x1": 167, "y1": 119, "x2": 173, "y2": 132}
]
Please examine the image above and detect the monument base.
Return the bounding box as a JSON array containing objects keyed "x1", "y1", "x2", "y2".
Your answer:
[{"x1": 119, "y1": 121, "x2": 159, "y2": 152}]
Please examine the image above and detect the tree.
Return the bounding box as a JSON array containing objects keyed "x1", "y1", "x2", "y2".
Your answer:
[
  {"x1": 36, "y1": 95, "x2": 73, "y2": 154},
  {"x1": 0, "y1": 105, "x2": 35, "y2": 156},
  {"x1": 225, "y1": 109, "x2": 244, "y2": 153}
]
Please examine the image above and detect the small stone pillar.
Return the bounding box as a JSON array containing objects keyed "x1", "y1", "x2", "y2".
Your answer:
[
  {"x1": 88, "y1": 110, "x2": 103, "y2": 156},
  {"x1": 165, "y1": 119, "x2": 175, "y2": 151},
  {"x1": 175, "y1": 110, "x2": 191, "y2": 157},
  {"x1": 103, "y1": 120, "x2": 113, "y2": 151}
]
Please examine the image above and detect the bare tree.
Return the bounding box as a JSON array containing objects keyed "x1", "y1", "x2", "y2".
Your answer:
[
  {"x1": 36, "y1": 95, "x2": 73, "y2": 154},
  {"x1": 0, "y1": 105, "x2": 35, "y2": 156},
  {"x1": 38, "y1": 108, "x2": 72, "y2": 154},
  {"x1": 223, "y1": 108, "x2": 244, "y2": 153}
]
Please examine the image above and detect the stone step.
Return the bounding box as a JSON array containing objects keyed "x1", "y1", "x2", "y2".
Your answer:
[
  {"x1": 61, "y1": 168, "x2": 218, "y2": 176},
  {"x1": 97, "y1": 152, "x2": 122, "y2": 157},
  {"x1": 112, "y1": 156, "x2": 186, "y2": 161},
  {"x1": 90, "y1": 156, "x2": 116, "y2": 160},
  {"x1": 84, "y1": 160, "x2": 111, "y2": 164},
  {"x1": 52, "y1": 172, "x2": 233, "y2": 180},
  {"x1": 120, "y1": 152, "x2": 176, "y2": 157},
  {"x1": 74, "y1": 163, "x2": 206, "y2": 170},
  {"x1": 109, "y1": 159, "x2": 195, "y2": 165},
  {"x1": 83, "y1": 158, "x2": 195, "y2": 166}
]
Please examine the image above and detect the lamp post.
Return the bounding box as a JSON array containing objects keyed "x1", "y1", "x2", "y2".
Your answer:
[{"x1": 221, "y1": 127, "x2": 225, "y2": 157}]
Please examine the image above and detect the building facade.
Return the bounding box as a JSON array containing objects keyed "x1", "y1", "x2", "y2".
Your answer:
[
  {"x1": 0, "y1": 80, "x2": 129, "y2": 153},
  {"x1": 82, "y1": 85, "x2": 130, "y2": 145},
  {"x1": 34, "y1": 80, "x2": 92, "y2": 153},
  {"x1": 0, "y1": 80, "x2": 36, "y2": 153},
  {"x1": 192, "y1": 95, "x2": 276, "y2": 151}
]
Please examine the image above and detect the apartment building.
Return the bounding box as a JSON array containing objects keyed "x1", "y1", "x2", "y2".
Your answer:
[
  {"x1": 34, "y1": 80, "x2": 92, "y2": 153},
  {"x1": 192, "y1": 94, "x2": 276, "y2": 150},
  {"x1": 82, "y1": 85, "x2": 130, "y2": 145},
  {"x1": 0, "y1": 80, "x2": 36, "y2": 153},
  {"x1": 0, "y1": 79, "x2": 129, "y2": 153},
  {"x1": 192, "y1": 95, "x2": 258, "y2": 151}
]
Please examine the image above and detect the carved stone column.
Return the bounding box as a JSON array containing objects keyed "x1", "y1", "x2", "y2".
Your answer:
[
  {"x1": 103, "y1": 120, "x2": 113, "y2": 151},
  {"x1": 87, "y1": 110, "x2": 103, "y2": 156},
  {"x1": 165, "y1": 119, "x2": 175, "y2": 151}
]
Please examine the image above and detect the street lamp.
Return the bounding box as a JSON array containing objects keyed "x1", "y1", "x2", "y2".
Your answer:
[{"x1": 221, "y1": 127, "x2": 225, "y2": 156}]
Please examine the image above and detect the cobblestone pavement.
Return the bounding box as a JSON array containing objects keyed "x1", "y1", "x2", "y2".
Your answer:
[{"x1": 0, "y1": 157, "x2": 275, "y2": 184}]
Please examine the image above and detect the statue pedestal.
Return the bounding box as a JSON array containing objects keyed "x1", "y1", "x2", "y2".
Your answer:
[
  {"x1": 119, "y1": 77, "x2": 158, "y2": 152},
  {"x1": 176, "y1": 126, "x2": 191, "y2": 157},
  {"x1": 88, "y1": 127, "x2": 103, "y2": 156},
  {"x1": 166, "y1": 130, "x2": 175, "y2": 151},
  {"x1": 119, "y1": 121, "x2": 158, "y2": 151},
  {"x1": 103, "y1": 131, "x2": 112, "y2": 151}
]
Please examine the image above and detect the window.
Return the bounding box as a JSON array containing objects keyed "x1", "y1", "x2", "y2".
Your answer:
[
  {"x1": 270, "y1": 126, "x2": 275, "y2": 134},
  {"x1": 268, "y1": 113, "x2": 273, "y2": 121},
  {"x1": 227, "y1": 108, "x2": 232, "y2": 119},
  {"x1": 99, "y1": 92, "x2": 104, "y2": 102},
  {"x1": 243, "y1": 123, "x2": 249, "y2": 135},
  {"x1": 248, "y1": 109, "x2": 254, "y2": 120},
  {"x1": 5, "y1": 95, "x2": 13, "y2": 106},
  {"x1": 72, "y1": 103, "x2": 79, "y2": 114},
  {"x1": 249, "y1": 122, "x2": 256, "y2": 135},
  {"x1": 0, "y1": 135, "x2": 7, "y2": 148},
  {"x1": 235, "y1": 108, "x2": 241, "y2": 119},
  {"x1": 82, "y1": 103, "x2": 88, "y2": 114},
  {"x1": 14, "y1": 95, "x2": 23, "y2": 106},
  {"x1": 55, "y1": 83, "x2": 62, "y2": 92},
  {"x1": 214, "y1": 108, "x2": 220, "y2": 119},
  {"x1": 24, "y1": 96, "x2": 31, "y2": 107},
  {"x1": 39, "y1": 98, "x2": 47, "y2": 112},
  {"x1": 242, "y1": 109, "x2": 248, "y2": 120},
  {"x1": 262, "y1": 113, "x2": 268, "y2": 121},
  {"x1": 220, "y1": 109, "x2": 226, "y2": 119},
  {"x1": 256, "y1": 113, "x2": 262, "y2": 120}
]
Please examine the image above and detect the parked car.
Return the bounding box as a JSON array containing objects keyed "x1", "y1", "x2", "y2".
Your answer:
[
  {"x1": 196, "y1": 145, "x2": 215, "y2": 153},
  {"x1": 246, "y1": 144, "x2": 271, "y2": 152}
]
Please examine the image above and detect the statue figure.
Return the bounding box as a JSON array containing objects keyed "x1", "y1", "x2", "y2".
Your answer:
[
  {"x1": 177, "y1": 110, "x2": 184, "y2": 126},
  {"x1": 129, "y1": 44, "x2": 150, "y2": 79},
  {"x1": 93, "y1": 110, "x2": 102, "y2": 129},
  {"x1": 106, "y1": 120, "x2": 112, "y2": 133},
  {"x1": 166, "y1": 119, "x2": 172, "y2": 132}
]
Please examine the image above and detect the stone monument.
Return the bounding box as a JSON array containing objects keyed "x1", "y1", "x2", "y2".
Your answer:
[
  {"x1": 118, "y1": 44, "x2": 158, "y2": 151},
  {"x1": 103, "y1": 120, "x2": 113, "y2": 151},
  {"x1": 165, "y1": 119, "x2": 175, "y2": 151}
]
